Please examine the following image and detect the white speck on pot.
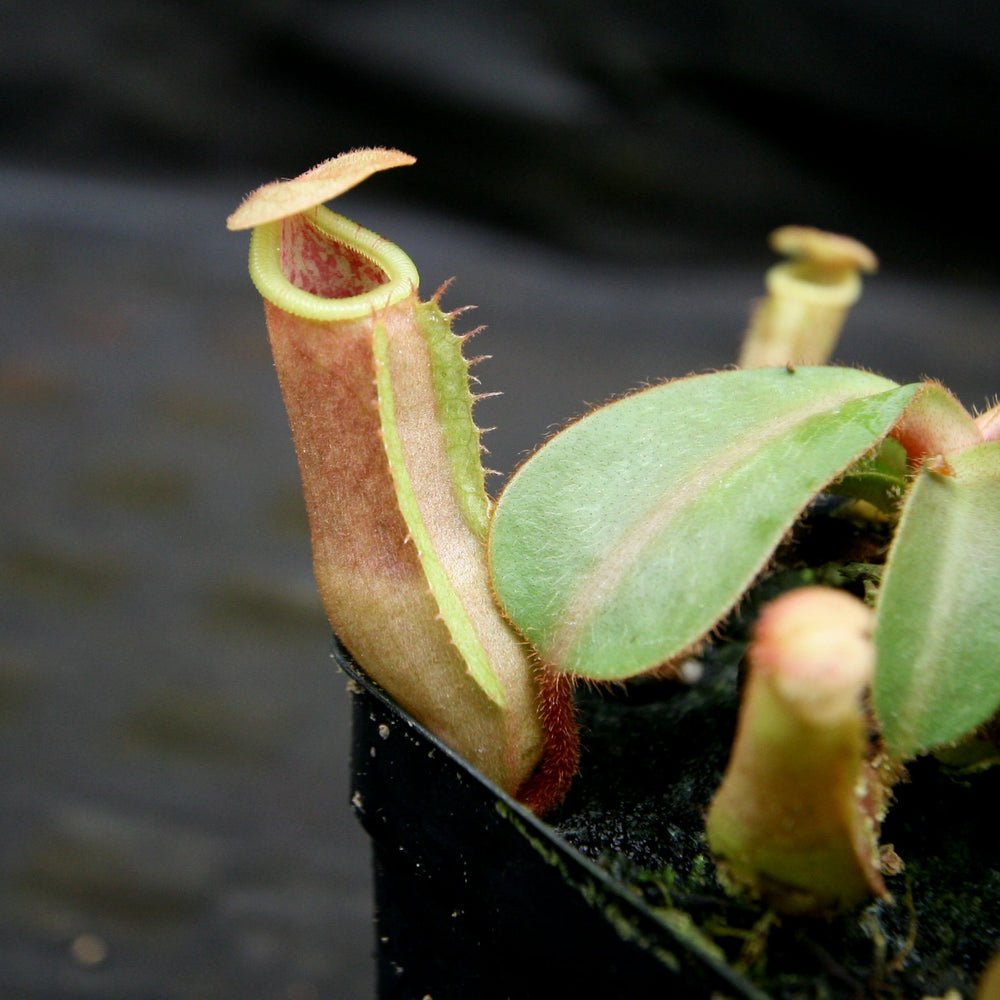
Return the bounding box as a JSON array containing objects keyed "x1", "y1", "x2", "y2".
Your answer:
[{"x1": 378, "y1": 723, "x2": 390, "y2": 739}]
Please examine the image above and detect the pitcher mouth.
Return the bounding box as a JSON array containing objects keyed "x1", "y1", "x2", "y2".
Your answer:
[{"x1": 248, "y1": 205, "x2": 419, "y2": 321}]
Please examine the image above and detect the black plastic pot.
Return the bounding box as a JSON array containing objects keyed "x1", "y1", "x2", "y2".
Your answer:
[{"x1": 342, "y1": 637, "x2": 766, "y2": 1000}]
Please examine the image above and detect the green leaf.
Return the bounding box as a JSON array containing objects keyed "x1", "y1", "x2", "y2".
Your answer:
[
  {"x1": 874, "y1": 440, "x2": 1000, "y2": 760},
  {"x1": 489, "y1": 367, "x2": 920, "y2": 680},
  {"x1": 827, "y1": 435, "x2": 909, "y2": 512}
]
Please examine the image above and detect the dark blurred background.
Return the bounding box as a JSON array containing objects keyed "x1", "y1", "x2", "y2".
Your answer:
[
  {"x1": 6, "y1": 0, "x2": 1000, "y2": 275},
  {"x1": 2, "y1": 2, "x2": 999, "y2": 998}
]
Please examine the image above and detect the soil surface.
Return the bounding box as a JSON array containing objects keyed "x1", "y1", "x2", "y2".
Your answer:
[{"x1": 552, "y1": 572, "x2": 1000, "y2": 1000}]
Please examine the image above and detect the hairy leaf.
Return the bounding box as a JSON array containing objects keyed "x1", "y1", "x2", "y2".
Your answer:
[
  {"x1": 489, "y1": 367, "x2": 920, "y2": 680},
  {"x1": 874, "y1": 440, "x2": 1000, "y2": 760}
]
